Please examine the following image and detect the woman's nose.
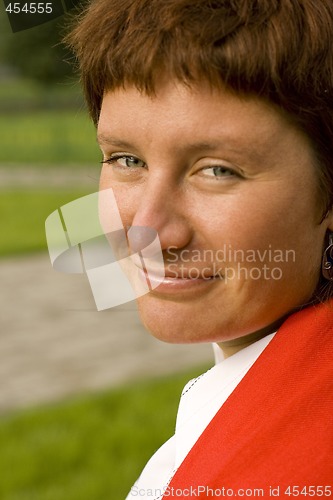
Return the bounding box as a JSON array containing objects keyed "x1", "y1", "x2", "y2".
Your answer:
[{"x1": 127, "y1": 182, "x2": 192, "y2": 254}]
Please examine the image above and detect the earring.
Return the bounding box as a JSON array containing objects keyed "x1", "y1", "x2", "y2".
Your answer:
[{"x1": 322, "y1": 233, "x2": 333, "y2": 281}]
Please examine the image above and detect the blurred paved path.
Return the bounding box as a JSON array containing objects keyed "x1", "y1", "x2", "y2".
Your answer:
[
  {"x1": 0, "y1": 254, "x2": 212, "y2": 414},
  {"x1": 0, "y1": 165, "x2": 98, "y2": 190}
]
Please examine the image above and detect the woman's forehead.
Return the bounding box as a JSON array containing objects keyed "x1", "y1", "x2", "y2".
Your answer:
[{"x1": 98, "y1": 84, "x2": 312, "y2": 162}]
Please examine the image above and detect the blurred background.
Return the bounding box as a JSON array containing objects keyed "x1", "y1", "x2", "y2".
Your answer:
[{"x1": 0, "y1": 5, "x2": 212, "y2": 499}]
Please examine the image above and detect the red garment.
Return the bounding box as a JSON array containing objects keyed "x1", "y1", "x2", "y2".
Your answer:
[{"x1": 163, "y1": 301, "x2": 333, "y2": 498}]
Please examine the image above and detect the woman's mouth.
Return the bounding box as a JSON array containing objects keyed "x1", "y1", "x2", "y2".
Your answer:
[{"x1": 136, "y1": 265, "x2": 223, "y2": 295}]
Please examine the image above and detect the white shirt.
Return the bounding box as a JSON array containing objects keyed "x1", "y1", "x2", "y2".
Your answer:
[{"x1": 126, "y1": 333, "x2": 275, "y2": 500}]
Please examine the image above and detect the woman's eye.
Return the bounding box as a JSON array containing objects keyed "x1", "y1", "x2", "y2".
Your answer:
[
  {"x1": 201, "y1": 166, "x2": 237, "y2": 178},
  {"x1": 103, "y1": 155, "x2": 146, "y2": 169}
]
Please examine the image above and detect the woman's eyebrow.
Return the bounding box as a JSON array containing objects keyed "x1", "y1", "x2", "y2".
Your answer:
[
  {"x1": 98, "y1": 135, "x2": 237, "y2": 152},
  {"x1": 97, "y1": 134, "x2": 135, "y2": 150},
  {"x1": 97, "y1": 133, "x2": 270, "y2": 163},
  {"x1": 96, "y1": 135, "x2": 223, "y2": 151},
  {"x1": 176, "y1": 140, "x2": 271, "y2": 164}
]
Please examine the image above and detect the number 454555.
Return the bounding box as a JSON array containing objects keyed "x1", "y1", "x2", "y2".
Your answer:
[
  {"x1": 285, "y1": 486, "x2": 332, "y2": 497},
  {"x1": 5, "y1": 3, "x2": 53, "y2": 14}
]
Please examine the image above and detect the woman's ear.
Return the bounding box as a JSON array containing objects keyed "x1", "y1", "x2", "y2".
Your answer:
[
  {"x1": 321, "y1": 203, "x2": 333, "y2": 231},
  {"x1": 327, "y1": 206, "x2": 333, "y2": 232}
]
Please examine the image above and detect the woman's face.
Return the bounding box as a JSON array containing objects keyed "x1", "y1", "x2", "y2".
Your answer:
[{"x1": 98, "y1": 81, "x2": 333, "y2": 347}]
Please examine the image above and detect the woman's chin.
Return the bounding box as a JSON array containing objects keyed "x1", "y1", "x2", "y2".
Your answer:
[
  {"x1": 135, "y1": 292, "x2": 292, "y2": 346},
  {"x1": 136, "y1": 295, "x2": 232, "y2": 344}
]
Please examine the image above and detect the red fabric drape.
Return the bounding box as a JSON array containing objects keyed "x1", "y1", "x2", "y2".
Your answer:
[{"x1": 163, "y1": 301, "x2": 333, "y2": 498}]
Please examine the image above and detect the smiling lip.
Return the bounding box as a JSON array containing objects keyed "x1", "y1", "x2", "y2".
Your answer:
[{"x1": 136, "y1": 266, "x2": 222, "y2": 294}]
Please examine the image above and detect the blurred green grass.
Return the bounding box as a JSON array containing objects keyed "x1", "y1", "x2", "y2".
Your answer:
[
  {"x1": 0, "y1": 79, "x2": 100, "y2": 256},
  {"x1": 0, "y1": 78, "x2": 99, "y2": 165},
  {"x1": 0, "y1": 367, "x2": 207, "y2": 500},
  {"x1": 0, "y1": 78, "x2": 83, "y2": 109},
  {"x1": 0, "y1": 190, "x2": 92, "y2": 256},
  {"x1": 0, "y1": 111, "x2": 100, "y2": 166}
]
